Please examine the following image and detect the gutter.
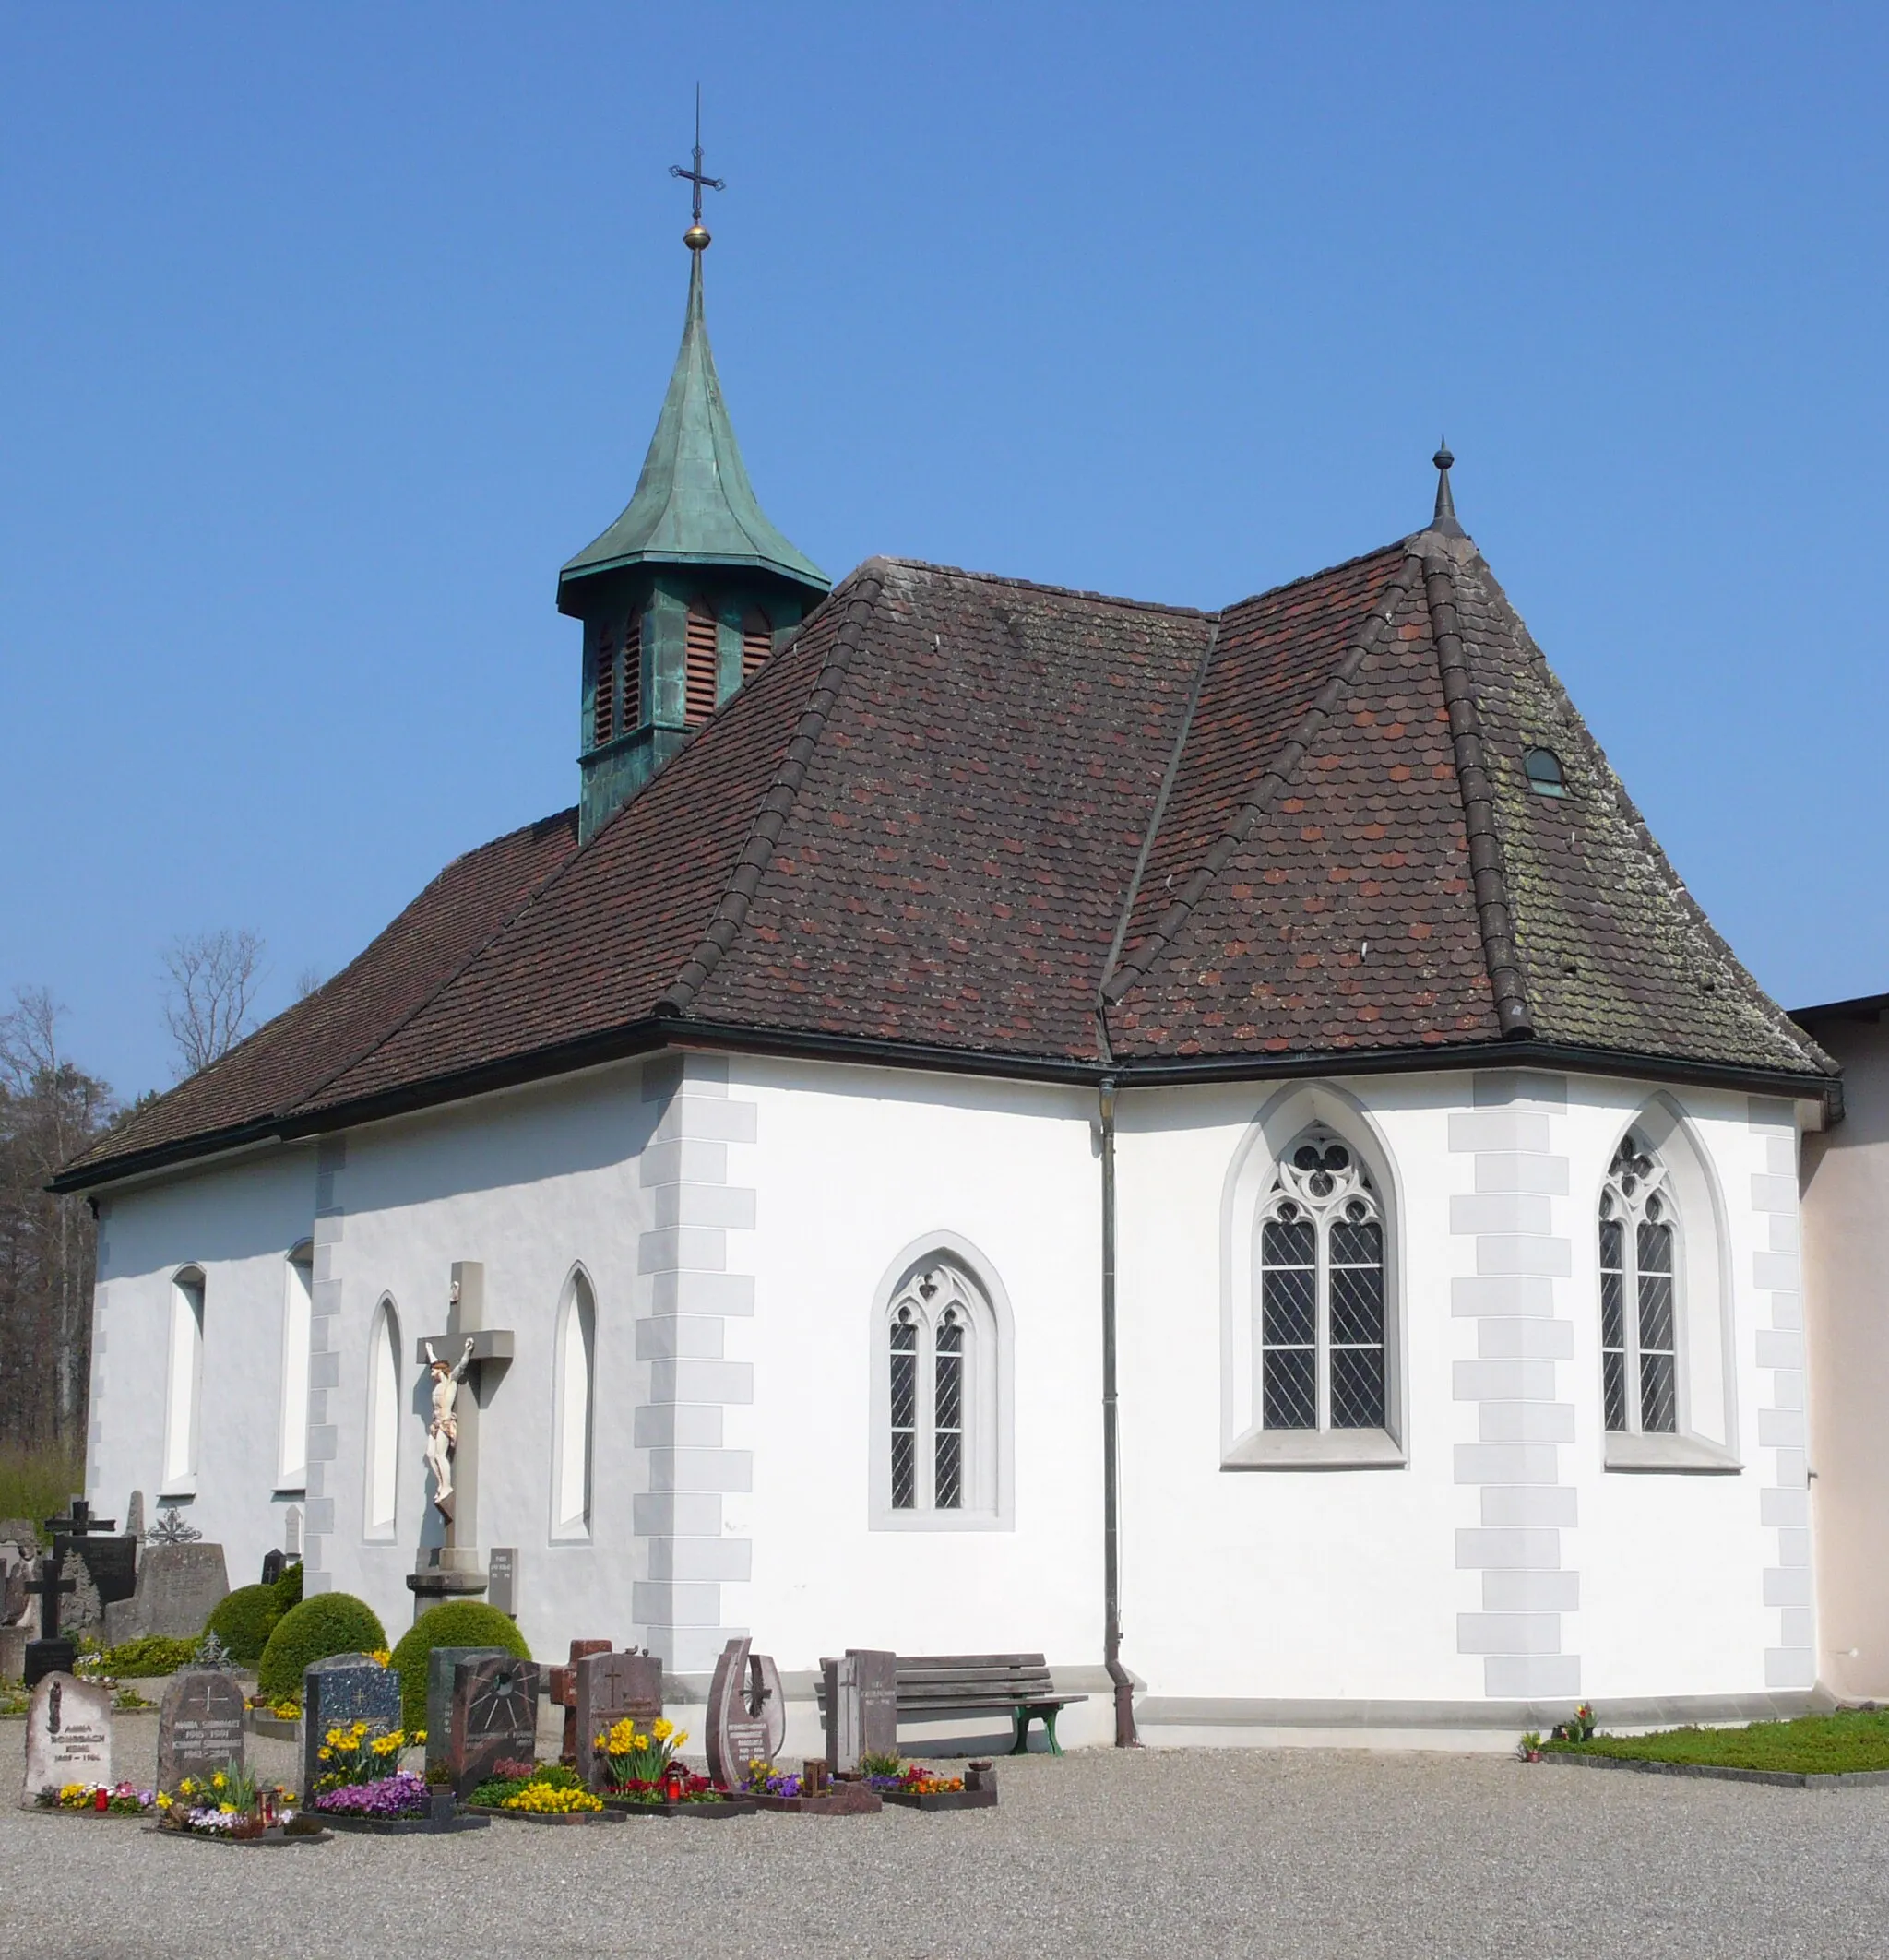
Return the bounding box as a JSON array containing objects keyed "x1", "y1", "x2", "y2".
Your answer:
[
  {"x1": 1097, "y1": 1075, "x2": 1138, "y2": 1747},
  {"x1": 52, "y1": 1017, "x2": 1840, "y2": 1195}
]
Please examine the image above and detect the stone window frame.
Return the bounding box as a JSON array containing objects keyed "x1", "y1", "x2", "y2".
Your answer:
[
  {"x1": 1221, "y1": 1083, "x2": 1408, "y2": 1469},
  {"x1": 363, "y1": 1293, "x2": 402, "y2": 1541},
  {"x1": 275, "y1": 1241, "x2": 314, "y2": 1495},
  {"x1": 868, "y1": 1231, "x2": 1015, "y2": 1532},
  {"x1": 1592, "y1": 1097, "x2": 1740, "y2": 1474},
  {"x1": 550, "y1": 1265, "x2": 597, "y2": 1542},
  {"x1": 161, "y1": 1265, "x2": 207, "y2": 1499}
]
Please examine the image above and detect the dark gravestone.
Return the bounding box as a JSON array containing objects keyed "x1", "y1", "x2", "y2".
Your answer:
[
  {"x1": 705, "y1": 1637, "x2": 786, "y2": 1789},
  {"x1": 72, "y1": 1538, "x2": 137, "y2": 1610},
  {"x1": 449, "y1": 1655, "x2": 540, "y2": 1799},
  {"x1": 824, "y1": 1648, "x2": 898, "y2": 1773},
  {"x1": 302, "y1": 1654, "x2": 401, "y2": 1799},
  {"x1": 261, "y1": 1550, "x2": 286, "y2": 1588},
  {"x1": 423, "y1": 1646, "x2": 509, "y2": 1774},
  {"x1": 22, "y1": 1552, "x2": 77, "y2": 1687},
  {"x1": 546, "y1": 1638, "x2": 613, "y2": 1763},
  {"x1": 575, "y1": 1650, "x2": 664, "y2": 1789},
  {"x1": 157, "y1": 1669, "x2": 246, "y2": 1794},
  {"x1": 21, "y1": 1672, "x2": 112, "y2": 1802}
]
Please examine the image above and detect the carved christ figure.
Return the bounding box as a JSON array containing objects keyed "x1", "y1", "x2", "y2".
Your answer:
[{"x1": 423, "y1": 1337, "x2": 476, "y2": 1520}]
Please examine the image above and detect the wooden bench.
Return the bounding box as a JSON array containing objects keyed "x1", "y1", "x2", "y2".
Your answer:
[{"x1": 821, "y1": 1651, "x2": 1086, "y2": 1755}]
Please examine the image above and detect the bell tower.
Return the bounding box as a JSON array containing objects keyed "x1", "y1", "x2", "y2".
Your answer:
[{"x1": 560, "y1": 108, "x2": 828, "y2": 843}]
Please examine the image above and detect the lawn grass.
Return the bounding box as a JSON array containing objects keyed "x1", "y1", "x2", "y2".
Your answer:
[
  {"x1": 0, "y1": 1442, "x2": 83, "y2": 1539},
  {"x1": 1549, "y1": 1709, "x2": 1889, "y2": 1776}
]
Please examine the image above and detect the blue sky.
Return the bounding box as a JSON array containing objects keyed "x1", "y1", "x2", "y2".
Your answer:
[{"x1": 5, "y1": 3, "x2": 1885, "y2": 1099}]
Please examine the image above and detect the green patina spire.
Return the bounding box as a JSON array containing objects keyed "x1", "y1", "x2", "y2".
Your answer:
[{"x1": 559, "y1": 251, "x2": 827, "y2": 605}]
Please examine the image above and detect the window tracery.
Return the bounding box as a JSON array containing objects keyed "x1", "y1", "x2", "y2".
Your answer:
[{"x1": 1598, "y1": 1133, "x2": 1679, "y2": 1435}]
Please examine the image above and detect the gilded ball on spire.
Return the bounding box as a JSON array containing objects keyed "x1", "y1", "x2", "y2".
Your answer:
[{"x1": 684, "y1": 221, "x2": 711, "y2": 252}]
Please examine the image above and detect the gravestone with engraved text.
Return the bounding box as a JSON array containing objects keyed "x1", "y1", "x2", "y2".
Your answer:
[
  {"x1": 823, "y1": 1648, "x2": 898, "y2": 1773},
  {"x1": 705, "y1": 1637, "x2": 786, "y2": 1788},
  {"x1": 575, "y1": 1649, "x2": 664, "y2": 1788},
  {"x1": 21, "y1": 1672, "x2": 112, "y2": 1805},
  {"x1": 302, "y1": 1653, "x2": 401, "y2": 1799},
  {"x1": 423, "y1": 1645, "x2": 510, "y2": 1773},
  {"x1": 158, "y1": 1669, "x2": 246, "y2": 1793},
  {"x1": 449, "y1": 1655, "x2": 539, "y2": 1798}
]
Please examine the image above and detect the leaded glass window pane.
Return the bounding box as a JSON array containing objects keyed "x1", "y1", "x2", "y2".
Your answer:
[
  {"x1": 1329, "y1": 1345, "x2": 1385, "y2": 1430},
  {"x1": 890, "y1": 1312, "x2": 918, "y2": 1509},
  {"x1": 934, "y1": 1311, "x2": 964, "y2": 1509},
  {"x1": 1599, "y1": 1136, "x2": 1682, "y2": 1437},
  {"x1": 1263, "y1": 1348, "x2": 1317, "y2": 1429}
]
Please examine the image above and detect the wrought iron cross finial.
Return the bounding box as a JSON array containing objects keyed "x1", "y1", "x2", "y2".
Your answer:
[{"x1": 670, "y1": 85, "x2": 725, "y2": 249}]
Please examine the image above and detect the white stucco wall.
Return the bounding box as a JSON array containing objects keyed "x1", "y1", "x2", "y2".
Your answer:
[{"x1": 88, "y1": 1045, "x2": 1810, "y2": 1736}]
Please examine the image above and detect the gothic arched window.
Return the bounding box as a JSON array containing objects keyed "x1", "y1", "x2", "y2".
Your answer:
[
  {"x1": 1599, "y1": 1133, "x2": 1679, "y2": 1435},
  {"x1": 552, "y1": 1272, "x2": 596, "y2": 1538},
  {"x1": 872, "y1": 1241, "x2": 1014, "y2": 1528},
  {"x1": 277, "y1": 1245, "x2": 313, "y2": 1492},
  {"x1": 162, "y1": 1267, "x2": 206, "y2": 1495},
  {"x1": 364, "y1": 1296, "x2": 401, "y2": 1539},
  {"x1": 1257, "y1": 1130, "x2": 1386, "y2": 1431}
]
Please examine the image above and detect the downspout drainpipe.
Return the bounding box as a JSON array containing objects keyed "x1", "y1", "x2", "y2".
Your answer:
[{"x1": 1099, "y1": 1075, "x2": 1139, "y2": 1746}]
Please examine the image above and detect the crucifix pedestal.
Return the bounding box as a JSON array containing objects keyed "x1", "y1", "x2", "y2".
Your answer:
[{"x1": 407, "y1": 1262, "x2": 514, "y2": 1621}]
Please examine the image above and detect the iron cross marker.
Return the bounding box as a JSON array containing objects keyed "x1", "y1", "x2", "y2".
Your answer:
[{"x1": 669, "y1": 86, "x2": 725, "y2": 244}]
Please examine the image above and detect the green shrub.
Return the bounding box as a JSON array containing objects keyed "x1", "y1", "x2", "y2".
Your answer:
[
  {"x1": 0, "y1": 1443, "x2": 83, "y2": 1544},
  {"x1": 272, "y1": 1560, "x2": 303, "y2": 1613},
  {"x1": 203, "y1": 1585, "x2": 282, "y2": 1668},
  {"x1": 389, "y1": 1600, "x2": 530, "y2": 1735},
  {"x1": 256, "y1": 1592, "x2": 388, "y2": 1702},
  {"x1": 91, "y1": 1634, "x2": 198, "y2": 1678}
]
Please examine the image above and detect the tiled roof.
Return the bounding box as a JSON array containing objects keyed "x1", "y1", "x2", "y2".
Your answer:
[{"x1": 63, "y1": 529, "x2": 1832, "y2": 1188}]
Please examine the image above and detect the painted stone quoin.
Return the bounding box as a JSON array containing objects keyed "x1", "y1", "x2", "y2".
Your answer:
[{"x1": 62, "y1": 152, "x2": 1838, "y2": 1748}]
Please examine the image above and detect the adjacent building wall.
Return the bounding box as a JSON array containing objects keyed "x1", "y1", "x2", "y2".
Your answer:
[{"x1": 1800, "y1": 1012, "x2": 1889, "y2": 1699}]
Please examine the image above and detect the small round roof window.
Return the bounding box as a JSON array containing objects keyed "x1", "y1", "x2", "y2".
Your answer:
[{"x1": 1524, "y1": 747, "x2": 1567, "y2": 797}]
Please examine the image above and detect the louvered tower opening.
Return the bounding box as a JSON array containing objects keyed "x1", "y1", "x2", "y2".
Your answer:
[
  {"x1": 620, "y1": 612, "x2": 641, "y2": 732},
  {"x1": 741, "y1": 609, "x2": 772, "y2": 683},
  {"x1": 591, "y1": 624, "x2": 616, "y2": 747},
  {"x1": 685, "y1": 600, "x2": 719, "y2": 726}
]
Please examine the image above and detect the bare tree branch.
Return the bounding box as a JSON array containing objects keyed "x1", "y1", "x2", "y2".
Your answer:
[
  {"x1": 160, "y1": 928, "x2": 267, "y2": 1079},
  {"x1": 294, "y1": 965, "x2": 324, "y2": 1002}
]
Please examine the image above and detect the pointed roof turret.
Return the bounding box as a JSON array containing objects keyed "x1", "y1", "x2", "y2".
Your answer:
[
  {"x1": 558, "y1": 234, "x2": 827, "y2": 614},
  {"x1": 1429, "y1": 439, "x2": 1467, "y2": 540}
]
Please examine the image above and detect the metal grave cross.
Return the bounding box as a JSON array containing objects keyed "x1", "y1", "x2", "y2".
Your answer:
[
  {"x1": 42, "y1": 1497, "x2": 116, "y2": 1546},
  {"x1": 25, "y1": 1556, "x2": 76, "y2": 1643},
  {"x1": 669, "y1": 87, "x2": 725, "y2": 230},
  {"x1": 415, "y1": 1261, "x2": 514, "y2": 1550}
]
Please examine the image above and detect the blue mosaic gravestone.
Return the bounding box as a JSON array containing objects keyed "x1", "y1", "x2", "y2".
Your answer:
[
  {"x1": 302, "y1": 1652, "x2": 400, "y2": 1798},
  {"x1": 423, "y1": 1646, "x2": 509, "y2": 1773}
]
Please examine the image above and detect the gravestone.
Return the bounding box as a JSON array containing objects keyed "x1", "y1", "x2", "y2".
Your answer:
[
  {"x1": 55, "y1": 1552, "x2": 102, "y2": 1639},
  {"x1": 448, "y1": 1654, "x2": 539, "y2": 1799},
  {"x1": 124, "y1": 1491, "x2": 145, "y2": 1542},
  {"x1": 103, "y1": 1542, "x2": 229, "y2": 1645},
  {"x1": 575, "y1": 1649, "x2": 664, "y2": 1788},
  {"x1": 823, "y1": 1648, "x2": 898, "y2": 1773},
  {"x1": 261, "y1": 1550, "x2": 286, "y2": 1588},
  {"x1": 423, "y1": 1645, "x2": 510, "y2": 1773},
  {"x1": 487, "y1": 1547, "x2": 517, "y2": 1618},
  {"x1": 0, "y1": 1550, "x2": 28, "y2": 1681},
  {"x1": 546, "y1": 1638, "x2": 613, "y2": 1762},
  {"x1": 302, "y1": 1653, "x2": 401, "y2": 1799},
  {"x1": 22, "y1": 1550, "x2": 77, "y2": 1686},
  {"x1": 157, "y1": 1669, "x2": 245, "y2": 1793},
  {"x1": 70, "y1": 1539, "x2": 137, "y2": 1617},
  {"x1": 283, "y1": 1505, "x2": 301, "y2": 1559},
  {"x1": 20, "y1": 1672, "x2": 111, "y2": 1805},
  {"x1": 705, "y1": 1637, "x2": 786, "y2": 1789}
]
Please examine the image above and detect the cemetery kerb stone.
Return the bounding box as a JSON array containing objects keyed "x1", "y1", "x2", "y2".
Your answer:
[
  {"x1": 823, "y1": 1648, "x2": 898, "y2": 1773},
  {"x1": 303, "y1": 1654, "x2": 402, "y2": 1800},
  {"x1": 449, "y1": 1655, "x2": 540, "y2": 1799},
  {"x1": 102, "y1": 1542, "x2": 230, "y2": 1645},
  {"x1": 157, "y1": 1669, "x2": 246, "y2": 1794},
  {"x1": 575, "y1": 1650, "x2": 664, "y2": 1789},
  {"x1": 705, "y1": 1637, "x2": 786, "y2": 1789},
  {"x1": 21, "y1": 1672, "x2": 112, "y2": 1804},
  {"x1": 424, "y1": 1646, "x2": 511, "y2": 1774}
]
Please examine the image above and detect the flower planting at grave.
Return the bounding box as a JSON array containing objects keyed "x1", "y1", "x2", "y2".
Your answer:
[
  {"x1": 303, "y1": 1721, "x2": 435, "y2": 1819},
  {"x1": 155, "y1": 1763, "x2": 297, "y2": 1839},
  {"x1": 593, "y1": 1715, "x2": 702, "y2": 1800},
  {"x1": 315, "y1": 1768, "x2": 433, "y2": 1820},
  {"x1": 469, "y1": 1759, "x2": 603, "y2": 1815},
  {"x1": 744, "y1": 1759, "x2": 805, "y2": 1799},
  {"x1": 864, "y1": 1763, "x2": 966, "y2": 1797},
  {"x1": 35, "y1": 1780, "x2": 155, "y2": 1815},
  {"x1": 77, "y1": 1633, "x2": 198, "y2": 1679}
]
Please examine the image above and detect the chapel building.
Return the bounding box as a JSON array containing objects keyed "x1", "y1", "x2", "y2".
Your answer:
[{"x1": 60, "y1": 209, "x2": 1839, "y2": 1749}]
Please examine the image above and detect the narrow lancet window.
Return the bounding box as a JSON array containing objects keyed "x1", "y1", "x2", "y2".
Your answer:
[
  {"x1": 934, "y1": 1307, "x2": 964, "y2": 1509},
  {"x1": 889, "y1": 1307, "x2": 919, "y2": 1509},
  {"x1": 1599, "y1": 1134, "x2": 1679, "y2": 1434},
  {"x1": 1256, "y1": 1132, "x2": 1385, "y2": 1431}
]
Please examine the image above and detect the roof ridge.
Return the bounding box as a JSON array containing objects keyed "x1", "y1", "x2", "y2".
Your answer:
[
  {"x1": 1419, "y1": 544, "x2": 1535, "y2": 1039},
  {"x1": 1099, "y1": 552, "x2": 1423, "y2": 1009},
  {"x1": 1094, "y1": 617, "x2": 1224, "y2": 1057},
  {"x1": 656, "y1": 567, "x2": 890, "y2": 1016},
  {"x1": 875, "y1": 557, "x2": 1215, "y2": 619}
]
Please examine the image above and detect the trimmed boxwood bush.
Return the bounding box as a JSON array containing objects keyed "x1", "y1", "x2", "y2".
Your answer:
[
  {"x1": 256, "y1": 1591, "x2": 388, "y2": 1702},
  {"x1": 204, "y1": 1584, "x2": 284, "y2": 1668},
  {"x1": 390, "y1": 1600, "x2": 530, "y2": 1736},
  {"x1": 272, "y1": 1559, "x2": 303, "y2": 1613}
]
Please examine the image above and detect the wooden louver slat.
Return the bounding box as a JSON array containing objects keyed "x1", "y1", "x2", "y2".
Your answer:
[
  {"x1": 685, "y1": 602, "x2": 719, "y2": 726},
  {"x1": 621, "y1": 613, "x2": 641, "y2": 733},
  {"x1": 741, "y1": 609, "x2": 771, "y2": 684}
]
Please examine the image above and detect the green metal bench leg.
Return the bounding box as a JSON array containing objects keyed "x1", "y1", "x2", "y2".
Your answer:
[
  {"x1": 1010, "y1": 1706, "x2": 1031, "y2": 1754},
  {"x1": 1042, "y1": 1706, "x2": 1063, "y2": 1756}
]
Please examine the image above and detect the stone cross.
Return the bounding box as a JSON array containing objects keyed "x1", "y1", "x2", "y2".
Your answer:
[
  {"x1": 413, "y1": 1262, "x2": 514, "y2": 1548},
  {"x1": 705, "y1": 1637, "x2": 785, "y2": 1789},
  {"x1": 22, "y1": 1557, "x2": 77, "y2": 1687}
]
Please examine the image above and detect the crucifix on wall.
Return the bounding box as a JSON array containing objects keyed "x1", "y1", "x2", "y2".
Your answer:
[{"x1": 410, "y1": 1263, "x2": 513, "y2": 1586}]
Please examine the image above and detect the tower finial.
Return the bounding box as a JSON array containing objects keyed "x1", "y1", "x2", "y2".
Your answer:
[
  {"x1": 1431, "y1": 436, "x2": 1467, "y2": 539},
  {"x1": 671, "y1": 85, "x2": 726, "y2": 252}
]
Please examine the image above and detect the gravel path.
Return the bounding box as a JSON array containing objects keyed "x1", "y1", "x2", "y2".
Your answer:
[{"x1": 7, "y1": 1716, "x2": 1889, "y2": 1958}]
